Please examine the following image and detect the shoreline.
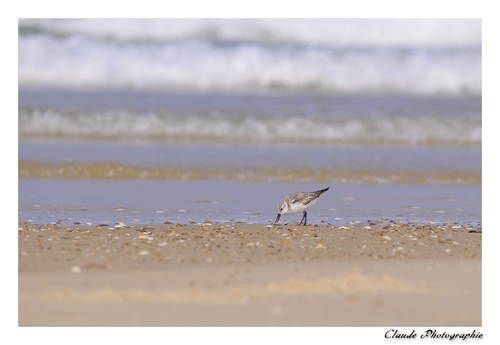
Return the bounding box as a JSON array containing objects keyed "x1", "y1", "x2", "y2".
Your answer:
[
  {"x1": 19, "y1": 221, "x2": 481, "y2": 326},
  {"x1": 18, "y1": 160, "x2": 482, "y2": 184}
]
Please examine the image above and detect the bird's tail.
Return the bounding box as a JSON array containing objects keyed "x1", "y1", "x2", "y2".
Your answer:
[{"x1": 315, "y1": 187, "x2": 330, "y2": 195}]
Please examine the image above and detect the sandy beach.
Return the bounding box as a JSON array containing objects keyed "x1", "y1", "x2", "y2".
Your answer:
[{"x1": 18, "y1": 220, "x2": 481, "y2": 326}]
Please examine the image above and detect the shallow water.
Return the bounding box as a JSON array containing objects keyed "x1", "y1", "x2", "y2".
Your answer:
[
  {"x1": 19, "y1": 141, "x2": 481, "y2": 174},
  {"x1": 18, "y1": 89, "x2": 481, "y2": 185},
  {"x1": 18, "y1": 179, "x2": 481, "y2": 226},
  {"x1": 18, "y1": 90, "x2": 482, "y2": 225}
]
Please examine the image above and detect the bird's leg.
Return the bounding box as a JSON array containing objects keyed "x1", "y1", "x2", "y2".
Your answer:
[{"x1": 299, "y1": 211, "x2": 307, "y2": 226}]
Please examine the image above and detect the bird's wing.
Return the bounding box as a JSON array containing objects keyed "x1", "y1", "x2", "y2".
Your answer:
[{"x1": 290, "y1": 192, "x2": 316, "y2": 205}]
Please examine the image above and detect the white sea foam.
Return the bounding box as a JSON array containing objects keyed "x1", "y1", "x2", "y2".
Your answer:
[
  {"x1": 19, "y1": 19, "x2": 481, "y2": 47},
  {"x1": 18, "y1": 19, "x2": 481, "y2": 95},
  {"x1": 18, "y1": 108, "x2": 481, "y2": 146}
]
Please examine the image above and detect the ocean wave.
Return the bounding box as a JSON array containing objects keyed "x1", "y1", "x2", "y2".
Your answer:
[
  {"x1": 18, "y1": 19, "x2": 481, "y2": 95},
  {"x1": 18, "y1": 108, "x2": 481, "y2": 146},
  {"x1": 19, "y1": 19, "x2": 481, "y2": 47},
  {"x1": 18, "y1": 35, "x2": 481, "y2": 95}
]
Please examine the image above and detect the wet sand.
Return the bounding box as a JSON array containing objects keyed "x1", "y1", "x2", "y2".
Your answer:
[
  {"x1": 19, "y1": 159, "x2": 481, "y2": 184},
  {"x1": 18, "y1": 221, "x2": 482, "y2": 326}
]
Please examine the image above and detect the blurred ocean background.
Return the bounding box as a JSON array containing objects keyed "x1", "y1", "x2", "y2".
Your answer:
[{"x1": 18, "y1": 19, "x2": 481, "y2": 225}]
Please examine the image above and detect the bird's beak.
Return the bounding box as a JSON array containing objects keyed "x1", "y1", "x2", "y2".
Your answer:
[{"x1": 275, "y1": 213, "x2": 281, "y2": 224}]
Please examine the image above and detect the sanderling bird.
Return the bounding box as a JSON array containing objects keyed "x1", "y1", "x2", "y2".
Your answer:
[{"x1": 275, "y1": 187, "x2": 330, "y2": 225}]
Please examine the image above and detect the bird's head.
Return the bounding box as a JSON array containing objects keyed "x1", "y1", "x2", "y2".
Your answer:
[{"x1": 275, "y1": 201, "x2": 287, "y2": 223}]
